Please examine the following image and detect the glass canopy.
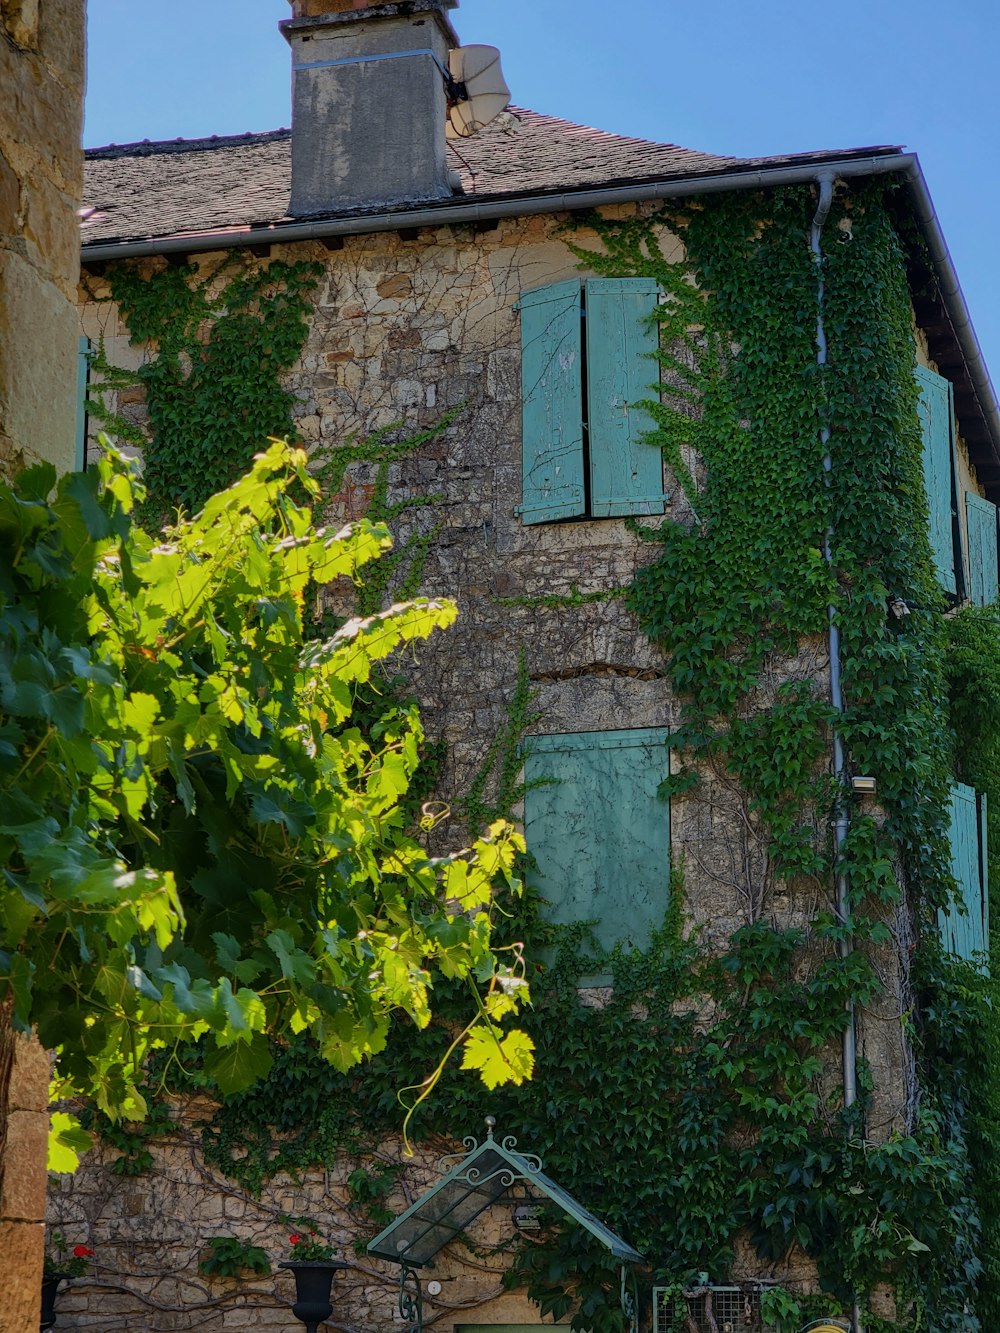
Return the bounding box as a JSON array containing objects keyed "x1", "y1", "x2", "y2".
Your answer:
[{"x1": 367, "y1": 1119, "x2": 644, "y2": 1268}]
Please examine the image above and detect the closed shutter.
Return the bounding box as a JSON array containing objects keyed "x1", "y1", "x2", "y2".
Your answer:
[
  {"x1": 965, "y1": 492, "x2": 999, "y2": 606},
  {"x1": 523, "y1": 727, "x2": 670, "y2": 954},
  {"x1": 76, "y1": 335, "x2": 93, "y2": 472},
  {"x1": 518, "y1": 281, "x2": 585, "y2": 524},
  {"x1": 586, "y1": 278, "x2": 664, "y2": 518},
  {"x1": 938, "y1": 782, "x2": 989, "y2": 968},
  {"x1": 915, "y1": 365, "x2": 957, "y2": 593}
]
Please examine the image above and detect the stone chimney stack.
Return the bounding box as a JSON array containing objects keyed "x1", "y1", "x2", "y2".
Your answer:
[{"x1": 281, "y1": 0, "x2": 461, "y2": 216}]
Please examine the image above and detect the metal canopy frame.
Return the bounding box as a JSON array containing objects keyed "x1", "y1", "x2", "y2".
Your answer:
[{"x1": 368, "y1": 1118, "x2": 643, "y2": 1333}]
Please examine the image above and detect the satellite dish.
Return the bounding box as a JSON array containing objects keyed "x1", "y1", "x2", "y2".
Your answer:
[{"x1": 446, "y1": 45, "x2": 511, "y2": 139}]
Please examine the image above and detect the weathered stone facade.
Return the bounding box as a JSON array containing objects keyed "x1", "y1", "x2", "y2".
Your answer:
[
  {"x1": 0, "y1": 0, "x2": 84, "y2": 478},
  {"x1": 60, "y1": 197, "x2": 983, "y2": 1329}
]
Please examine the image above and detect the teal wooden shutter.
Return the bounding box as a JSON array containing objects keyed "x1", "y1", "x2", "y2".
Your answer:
[
  {"x1": 76, "y1": 335, "x2": 93, "y2": 472},
  {"x1": 586, "y1": 278, "x2": 664, "y2": 518},
  {"x1": 915, "y1": 365, "x2": 957, "y2": 593},
  {"x1": 523, "y1": 728, "x2": 670, "y2": 954},
  {"x1": 965, "y1": 492, "x2": 999, "y2": 606},
  {"x1": 939, "y1": 782, "x2": 989, "y2": 968},
  {"x1": 518, "y1": 282, "x2": 585, "y2": 524}
]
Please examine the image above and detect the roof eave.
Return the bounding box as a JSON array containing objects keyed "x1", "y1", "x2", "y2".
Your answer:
[{"x1": 79, "y1": 152, "x2": 1000, "y2": 488}]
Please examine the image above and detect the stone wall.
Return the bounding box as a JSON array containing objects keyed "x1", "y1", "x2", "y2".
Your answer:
[
  {"x1": 67, "y1": 202, "x2": 958, "y2": 1328},
  {"x1": 1, "y1": 1025, "x2": 52, "y2": 1332},
  {"x1": 48, "y1": 1109, "x2": 562, "y2": 1333},
  {"x1": 2, "y1": 3, "x2": 85, "y2": 1329},
  {"x1": 0, "y1": 0, "x2": 84, "y2": 478}
]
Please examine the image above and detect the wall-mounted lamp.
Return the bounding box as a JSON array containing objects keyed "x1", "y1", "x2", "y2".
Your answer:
[
  {"x1": 851, "y1": 776, "x2": 877, "y2": 795},
  {"x1": 512, "y1": 1203, "x2": 541, "y2": 1232}
]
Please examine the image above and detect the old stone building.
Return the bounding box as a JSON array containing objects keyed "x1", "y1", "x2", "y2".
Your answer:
[
  {"x1": 49, "y1": 1, "x2": 1000, "y2": 1331},
  {"x1": 1, "y1": 2, "x2": 86, "y2": 1329}
]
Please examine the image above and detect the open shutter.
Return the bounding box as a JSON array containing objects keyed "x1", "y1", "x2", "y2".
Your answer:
[
  {"x1": 939, "y1": 782, "x2": 989, "y2": 968},
  {"x1": 523, "y1": 728, "x2": 670, "y2": 954},
  {"x1": 915, "y1": 365, "x2": 957, "y2": 593},
  {"x1": 965, "y1": 492, "x2": 999, "y2": 606},
  {"x1": 76, "y1": 335, "x2": 93, "y2": 472},
  {"x1": 586, "y1": 278, "x2": 664, "y2": 518},
  {"x1": 518, "y1": 281, "x2": 585, "y2": 524}
]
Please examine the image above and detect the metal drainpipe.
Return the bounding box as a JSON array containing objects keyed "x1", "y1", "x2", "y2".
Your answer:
[{"x1": 810, "y1": 168, "x2": 862, "y2": 1333}]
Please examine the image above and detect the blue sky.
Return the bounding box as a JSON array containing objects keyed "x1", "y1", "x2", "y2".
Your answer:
[{"x1": 85, "y1": 0, "x2": 1000, "y2": 391}]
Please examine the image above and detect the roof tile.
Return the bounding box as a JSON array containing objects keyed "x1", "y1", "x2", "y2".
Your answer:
[{"x1": 82, "y1": 110, "x2": 900, "y2": 248}]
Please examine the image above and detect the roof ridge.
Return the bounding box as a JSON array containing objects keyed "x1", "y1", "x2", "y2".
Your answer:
[{"x1": 85, "y1": 128, "x2": 292, "y2": 159}]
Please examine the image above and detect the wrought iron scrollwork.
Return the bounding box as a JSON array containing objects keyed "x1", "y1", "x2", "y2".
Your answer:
[
  {"x1": 621, "y1": 1264, "x2": 639, "y2": 1333},
  {"x1": 399, "y1": 1261, "x2": 424, "y2": 1333}
]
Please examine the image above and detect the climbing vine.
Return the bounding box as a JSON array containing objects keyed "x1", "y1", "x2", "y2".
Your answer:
[{"x1": 86, "y1": 253, "x2": 322, "y2": 517}]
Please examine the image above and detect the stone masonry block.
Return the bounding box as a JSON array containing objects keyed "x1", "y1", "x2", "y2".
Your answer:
[
  {"x1": 23, "y1": 173, "x2": 79, "y2": 289},
  {"x1": 8, "y1": 1034, "x2": 49, "y2": 1113},
  {"x1": 1, "y1": 0, "x2": 39, "y2": 49},
  {"x1": 0, "y1": 249, "x2": 77, "y2": 473},
  {"x1": 1, "y1": 1107, "x2": 50, "y2": 1221},
  {"x1": 0, "y1": 37, "x2": 82, "y2": 180},
  {"x1": 38, "y1": 0, "x2": 86, "y2": 90},
  {"x1": 0, "y1": 1219, "x2": 43, "y2": 1330}
]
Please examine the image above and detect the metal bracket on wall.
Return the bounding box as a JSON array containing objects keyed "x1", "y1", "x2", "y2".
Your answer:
[
  {"x1": 621, "y1": 1264, "x2": 639, "y2": 1333},
  {"x1": 398, "y1": 1260, "x2": 424, "y2": 1333}
]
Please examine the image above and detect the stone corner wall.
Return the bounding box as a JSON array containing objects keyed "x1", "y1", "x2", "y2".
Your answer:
[
  {"x1": 0, "y1": 1028, "x2": 52, "y2": 1333},
  {"x1": 0, "y1": 0, "x2": 85, "y2": 479}
]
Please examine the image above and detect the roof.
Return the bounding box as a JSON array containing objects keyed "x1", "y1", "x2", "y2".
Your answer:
[
  {"x1": 81, "y1": 109, "x2": 901, "y2": 249},
  {"x1": 77, "y1": 113, "x2": 1000, "y2": 486}
]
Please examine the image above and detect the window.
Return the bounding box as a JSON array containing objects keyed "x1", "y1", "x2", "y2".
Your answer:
[
  {"x1": 522, "y1": 728, "x2": 670, "y2": 953},
  {"x1": 915, "y1": 365, "x2": 958, "y2": 593},
  {"x1": 516, "y1": 279, "x2": 666, "y2": 524},
  {"x1": 938, "y1": 782, "x2": 989, "y2": 969},
  {"x1": 965, "y1": 491, "x2": 999, "y2": 606}
]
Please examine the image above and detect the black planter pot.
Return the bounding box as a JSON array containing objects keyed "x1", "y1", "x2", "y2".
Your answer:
[
  {"x1": 40, "y1": 1273, "x2": 67, "y2": 1331},
  {"x1": 279, "y1": 1260, "x2": 348, "y2": 1333}
]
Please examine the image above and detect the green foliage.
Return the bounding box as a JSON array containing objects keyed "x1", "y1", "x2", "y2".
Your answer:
[
  {"x1": 0, "y1": 441, "x2": 531, "y2": 1154},
  {"x1": 198, "y1": 1235, "x2": 271, "y2": 1278},
  {"x1": 87, "y1": 254, "x2": 322, "y2": 516},
  {"x1": 463, "y1": 647, "x2": 542, "y2": 835},
  {"x1": 941, "y1": 605, "x2": 1000, "y2": 1321},
  {"x1": 79, "y1": 1097, "x2": 175, "y2": 1175},
  {"x1": 312, "y1": 412, "x2": 454, "y2": 615}
]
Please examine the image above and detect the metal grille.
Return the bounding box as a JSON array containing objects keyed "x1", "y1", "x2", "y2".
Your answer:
[{"x1": 653, "y1": 1286, "x2": 769, "y2": 1333}]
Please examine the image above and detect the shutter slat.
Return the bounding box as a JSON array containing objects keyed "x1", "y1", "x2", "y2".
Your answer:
[
  {"x1": 586, "y1": 278, "x2": 664, "y2": 518},
  {"x1": 965, "y1": 492, "x2": 999, "y2": 606},
  {"x1": 915, "y1": 366, "x2": 957, "y2": 593},
  {"x1": 524, "y1": 727, "x2": 670, "y2": 955},
  {"x1": 519, "y1": 282, "x2": 585, "y2": 524}
]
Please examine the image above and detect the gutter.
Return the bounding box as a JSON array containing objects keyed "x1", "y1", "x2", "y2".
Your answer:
[{"x1": 80, "y1": 150, "x2": 1000, "y2": 469}]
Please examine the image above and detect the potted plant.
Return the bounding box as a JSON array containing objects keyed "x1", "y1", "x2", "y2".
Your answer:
[
  {"x1": 41, "y1": 1234, "x2": 93, "y2": 1330},
  {"x1": 278, "y1": 1227, "x2": 347, "y2": 1332}
]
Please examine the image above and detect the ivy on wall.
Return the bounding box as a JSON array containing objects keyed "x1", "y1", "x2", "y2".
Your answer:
[
  {"x1": 87, "y1": 254, "x2": 322, "y2": 516},
  {"x1": 76, "y1": 185, "x2": 1000, "y2": 1333}
]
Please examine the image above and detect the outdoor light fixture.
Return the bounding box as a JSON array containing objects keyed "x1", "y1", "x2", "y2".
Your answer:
[
  {"x1": 512, "y1": 1203, "x2": 542, "y2": 1232},
  {"x1": 851, "y1": 776, "x2": 877, "y2": 795}
]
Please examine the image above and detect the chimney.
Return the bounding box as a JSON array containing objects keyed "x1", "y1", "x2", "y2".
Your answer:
[{"x1": 281, "y1": 0, "x2": 462, "y2": 216}]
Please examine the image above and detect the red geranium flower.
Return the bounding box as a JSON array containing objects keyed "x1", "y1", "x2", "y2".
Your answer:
[
  {"x1": 73, "y1": 1246, "x2": 94, "y2": 1258},
  {"x1": 289, "y1": 1234, "x2": 301, "y2": 1245}
]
